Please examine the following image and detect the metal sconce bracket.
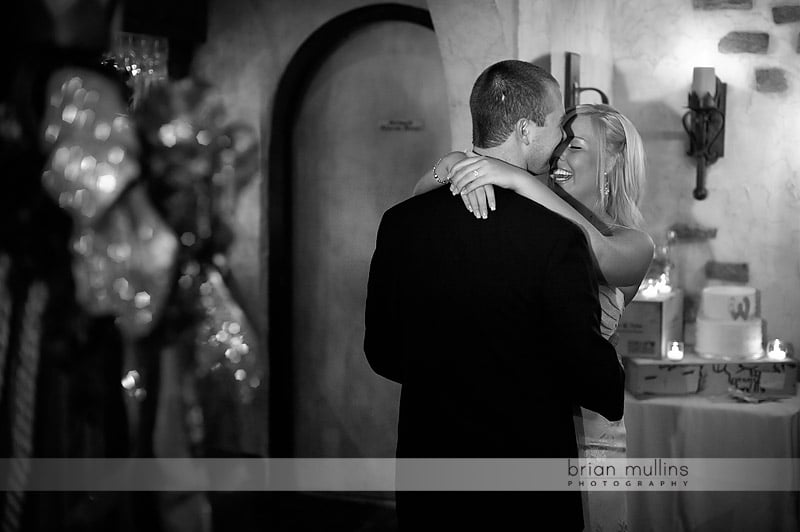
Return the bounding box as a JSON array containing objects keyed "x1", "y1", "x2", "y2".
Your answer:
[
  {"x1": 564, "y1": 52, "x2": 609, "y2": 110},
  {"x1": 682, "y1": 78, "x2": 726, "y2": 200}
]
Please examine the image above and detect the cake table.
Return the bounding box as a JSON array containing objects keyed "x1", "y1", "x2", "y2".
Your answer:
[{"x1": 623, "y1": 389, "x2": 800, "y2": 532}]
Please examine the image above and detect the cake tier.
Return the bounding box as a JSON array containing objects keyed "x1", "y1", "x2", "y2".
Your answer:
[
  {"x1": 700, "y1": 285, "x2": 760, "y2": 321},
  {"x1": 695, "y1": 316, "x2": 763, "y2": 359}
]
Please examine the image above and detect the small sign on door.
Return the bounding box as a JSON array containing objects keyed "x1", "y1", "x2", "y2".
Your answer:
[{"x1": 379, "y1": 120, "x2": 424, "y2": 131}]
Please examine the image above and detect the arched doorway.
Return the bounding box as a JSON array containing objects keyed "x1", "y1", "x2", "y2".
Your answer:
[{"x1": 268, "y1": 4, "x2": 451, "y2": 457}]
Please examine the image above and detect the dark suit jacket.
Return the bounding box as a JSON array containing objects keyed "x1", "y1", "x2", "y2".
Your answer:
[{"x1": 364, "y1": 186, "x2": 624, "y2": 530}]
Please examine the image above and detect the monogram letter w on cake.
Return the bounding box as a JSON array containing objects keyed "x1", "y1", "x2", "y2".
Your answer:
[{"x1": 695, "y1": 285, "x2": 764, "y2": 360}]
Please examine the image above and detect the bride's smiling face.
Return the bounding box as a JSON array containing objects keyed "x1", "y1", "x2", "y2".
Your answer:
[{"x1": 551, "y1": 115, "x2": 602, "y2": 211}]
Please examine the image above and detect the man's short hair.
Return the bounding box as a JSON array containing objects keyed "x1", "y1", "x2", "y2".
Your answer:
[{"x1": 469, "y1": 60, "x2": 559, "y2": 148}]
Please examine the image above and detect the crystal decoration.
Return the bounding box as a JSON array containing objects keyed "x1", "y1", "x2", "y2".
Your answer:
[{"x1": 40, "y1": 69, "x2": 140, "y2": 224}]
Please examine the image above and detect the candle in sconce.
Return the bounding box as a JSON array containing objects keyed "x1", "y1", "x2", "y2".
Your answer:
[
  {"x1": 692, "y1": 67, "x2": 717, "y2": 98},
  {"x1": 766, "y1": 339, "x2": 787, "y2": 361},
  {"x1": 666, "y1": 341, "x2": 684, "y2": 361}
]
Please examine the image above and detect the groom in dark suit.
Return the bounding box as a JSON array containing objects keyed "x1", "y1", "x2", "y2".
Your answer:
[{"x1": 364, "y1": 60, "x2": 624, "y2": 531}]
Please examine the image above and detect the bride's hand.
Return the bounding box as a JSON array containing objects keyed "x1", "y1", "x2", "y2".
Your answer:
[
  {"x1": 448, "y1": 155, "x2": 528, "y2": 200},
  {"x1": 457, "y1": 184, "x2": 494, "y2": 219}
]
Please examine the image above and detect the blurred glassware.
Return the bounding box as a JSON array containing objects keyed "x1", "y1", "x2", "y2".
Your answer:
[
  {"x1": 104, "y1": 31, "x2": 169, "y2": 108},
  {"x1": 639, "y1": 229, "x2": 677, "y2": 296}
]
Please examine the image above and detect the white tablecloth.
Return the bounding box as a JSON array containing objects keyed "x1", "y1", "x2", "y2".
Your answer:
[{"x1": 622, "y1": 391, "x2": 800, "y2": 532}]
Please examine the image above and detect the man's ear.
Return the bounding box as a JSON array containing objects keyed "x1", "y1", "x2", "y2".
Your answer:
[{"x1": 516, "y1": 118, "x2": 532, "y2": 145}]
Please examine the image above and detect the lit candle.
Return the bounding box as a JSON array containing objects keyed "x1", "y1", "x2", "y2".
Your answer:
[
  {"x1": 692, "y1": 67, "x2": 717, "y2": 97},
  {"x1": 666, "y1": 341, "x2": 684, "y2": 361},
  {"x1": 766, "y1": 339, "x2": 787, "y2": 361},
  {"x1": 656, "y1": 273, "x2": 672, "y2": 295},
  {"x1": 641, "y1": 280, "x2": 659, "y2": 298}
]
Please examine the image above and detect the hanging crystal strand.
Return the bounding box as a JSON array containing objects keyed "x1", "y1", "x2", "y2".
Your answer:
[
  {"x1": 1, "y1": 281, "x2": 49, "y2": 532},
  {"x1": 0, "y1": 255, "x2": 12, "y2": 403}
]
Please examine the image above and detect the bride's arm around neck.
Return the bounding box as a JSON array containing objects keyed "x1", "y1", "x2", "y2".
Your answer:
[{"x1": 518, "y1": 176, "x2": 654, "y2": 289}]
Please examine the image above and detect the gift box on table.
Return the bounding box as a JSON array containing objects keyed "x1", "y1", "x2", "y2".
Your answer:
[
  {"x1": 616, "y1": 289, "x2": 684, "y2": 359},
  {"x1": 624, "y1": 355, "x2": 798, "y2": 396}
]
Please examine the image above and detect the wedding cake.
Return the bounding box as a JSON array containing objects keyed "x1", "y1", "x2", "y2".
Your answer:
[{"x1": 695, "y1": 285, "x2": 764, "y2": 360}]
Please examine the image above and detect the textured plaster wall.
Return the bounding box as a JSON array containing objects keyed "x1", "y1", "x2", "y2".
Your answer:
[{"x1": 427, "y1": 0, "x2": 516, "y2": 149}]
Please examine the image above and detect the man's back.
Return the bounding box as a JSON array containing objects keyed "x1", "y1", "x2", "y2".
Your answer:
[
  {"x1": 366, "y1": 186, "x2": 622, "y2": 455},
  {"x1": 364, "y1": 186, "x2": 624, "y2": 529}
]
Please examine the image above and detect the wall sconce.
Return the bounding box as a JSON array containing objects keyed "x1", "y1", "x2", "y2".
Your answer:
[
  {"x1": 682, "y1": 67, "x2": 726, "y2": 200},
  {"x1": 564, "y1": 52, "x2": 609, "y2": 110}
]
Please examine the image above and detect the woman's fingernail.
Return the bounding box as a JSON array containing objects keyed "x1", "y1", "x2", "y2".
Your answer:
[
  {"x1": 466, "y1": 204, "x2": 472, "y2": 212},
  {"x1": 489, "y1": 203, "x2": 496, "y2": 211}
]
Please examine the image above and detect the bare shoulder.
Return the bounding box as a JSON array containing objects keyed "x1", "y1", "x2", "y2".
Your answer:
[
  {"x1": 609, "y1": 225, "x2": 656, "y2": 277},
  {"x1": 631, "y1": 227, "x2": 655, "y2": 256},
  {"x1": 610, "y1": 225, "x2": 655, "y2": 253}
]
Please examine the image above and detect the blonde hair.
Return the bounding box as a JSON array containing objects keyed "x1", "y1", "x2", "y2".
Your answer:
[{"x1": 566, "y1": 104, "x2": 646, "y2": 229}]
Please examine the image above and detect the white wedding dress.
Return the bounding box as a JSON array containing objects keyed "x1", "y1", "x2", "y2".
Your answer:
[{"x1": 576, "y1": 284, "x2": 628, "y2": 532}]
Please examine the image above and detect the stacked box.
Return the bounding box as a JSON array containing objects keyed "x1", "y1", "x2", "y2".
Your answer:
[
  {"x1": 616, "y1": 290, "x2": 684, "y2": 359},
  {"x1": 624, "y1": 355, "x2": 798, "y2": 396}
]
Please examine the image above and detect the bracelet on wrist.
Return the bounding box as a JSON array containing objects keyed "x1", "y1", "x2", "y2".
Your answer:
[{"x1": 433, "y1": 155, "x2": 449, "y2": 184}]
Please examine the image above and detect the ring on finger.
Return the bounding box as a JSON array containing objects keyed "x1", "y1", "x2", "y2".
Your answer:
[{"x1": 473, "y1": 170, "x2": 480, "y2": 177}]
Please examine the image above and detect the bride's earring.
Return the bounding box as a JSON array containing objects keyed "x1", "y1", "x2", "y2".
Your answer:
[{"x1": 602, "y1": 172, "x2": 610, "y2": 205}]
